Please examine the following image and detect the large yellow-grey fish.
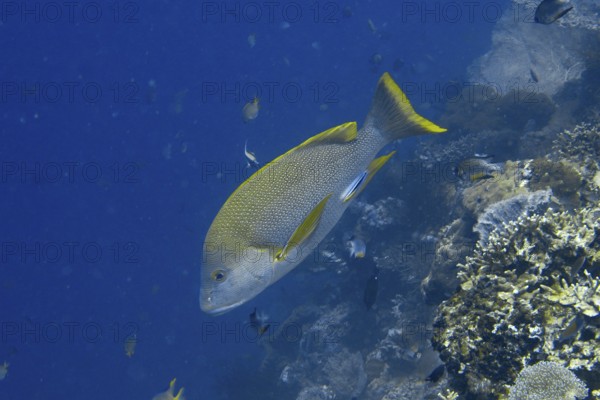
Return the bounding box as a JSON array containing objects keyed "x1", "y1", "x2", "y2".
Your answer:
[{"x1": 201, "y1": 73, "x2": 446, "y2": 315}]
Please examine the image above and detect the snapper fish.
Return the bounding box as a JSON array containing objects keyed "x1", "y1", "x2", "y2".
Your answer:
[{"x1": 200, "y1": 73, "x2": 446, "y2": 315}]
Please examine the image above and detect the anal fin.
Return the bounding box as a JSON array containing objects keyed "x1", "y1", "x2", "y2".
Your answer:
[{"x1": 341, "y1": 151, "x2": 396, "y2": 202}]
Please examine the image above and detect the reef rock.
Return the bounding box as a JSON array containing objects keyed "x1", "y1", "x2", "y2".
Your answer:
[{"x1": 469, "y1": 0, "x2": 598, "y2": 98}]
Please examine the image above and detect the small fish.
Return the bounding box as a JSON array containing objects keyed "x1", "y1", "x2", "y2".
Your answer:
[
  {"x1": 426, "y1": 364, "x2": 446, "y2": 383},
  {"x1": 152, "y1": 378, "x2": 185, "y2": 400},
  {"x1": 367, "y1": 18, "x2": 377, "y2": 33},
  {"x1": 530, "y1": 68, "x2": 539, "y2": 83},
  {"x1": 557, "y1": 315, "x2": 585, "y2": 343},
  {"x1": 570, "y1": 255, "x2": 586, "y2": 277},
  {"x1": 473, "y1": 152, "x2": 491, "y2": 158},
  {"x1": 347, "y1": 237, "x2": 366, "y2": 259},
  {"x1": 247, "y1": 33, "x2": 256, "y2": 48},
  {"x1": 200, "y1": 73, "x2": 446, "y2": 315},
  {"x1": 242, "y1": 97, "x2": 260, "y2": 122},
  {"x1": 534, "y1": 0, "x2": 573, "y2": 24},
  {"x1": 244, "y1": 140, "x2": 260, "y2": 169},
  {"x1": 363, "y1": 268, "x2": 379, "y2": 310},
  {"x1": 370, "y1": 53, "x2": 383, "y2": 66},
  {"x1": 456, "y1": 155, "x2": 503, "y2": 182},
  {"x1": 123, "y1": 333, "x2": 137, "y2": 358},
  {"x1": 392, "y1": 58, "x2": 405, "y2": 71},
  {"x1": 0, "y1": 361, "x2": 9, "y2": 380},
  {"x1": 249, "y1": 308, "x2": 270, "y2": 336}
]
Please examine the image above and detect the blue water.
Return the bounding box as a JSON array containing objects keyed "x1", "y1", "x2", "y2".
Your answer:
[{"x1": 1, "y1": 1, "x2": 501, "y2": 398}]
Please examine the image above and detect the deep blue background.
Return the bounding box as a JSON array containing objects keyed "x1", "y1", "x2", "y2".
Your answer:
[{"x1": 1, "y1": 1, "x2": 503, "y2": 398}]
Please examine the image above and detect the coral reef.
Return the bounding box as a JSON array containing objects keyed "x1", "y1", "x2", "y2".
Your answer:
[
  {"x1": 432, "y1": 204, "x2": 600, "y2": 397},
  {"x1": 420, "y1": 218, "x2": 475, "y2": 306},
  {"x1": 461, "y1": 160, "x2": 531, "y2": 216},
  {"x1": 528, "y1": 159, "x2": 583, "y2": 204},
  {"x1": 470, "y1": 0, "x2": 597, "y2": 98},
  {"x1": 295, "y1": 385, "x2": 336, "y2": 400},
  {"x1": 473, "y1": 189, "x2": 552, "y2": 245},
  {"x1": 507, "y1": 361, "x2": 588, "y2": 400},
  {"x1": 274, "y1": 304, "x2": 369, "y2": 399}
]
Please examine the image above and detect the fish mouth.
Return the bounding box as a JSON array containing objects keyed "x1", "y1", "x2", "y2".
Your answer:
[{"x1": 200, "y1": 297, "x2": 248, "y2": 316}]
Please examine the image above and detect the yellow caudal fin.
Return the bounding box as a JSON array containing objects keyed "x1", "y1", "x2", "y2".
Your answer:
[
  {"x1": 365, "y1": 72, "x2": 446, "y2": 141},
  {"x1": 173, "y1": 387, "x2": 185, "y2": 400},
  {"x1": 275, "y1": 193, "x2": 333, "y2": 261}
]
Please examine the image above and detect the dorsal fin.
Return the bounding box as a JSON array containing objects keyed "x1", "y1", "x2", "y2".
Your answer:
[{"x1": 296, "y1": 122, "x2": 357, "y2": 149}]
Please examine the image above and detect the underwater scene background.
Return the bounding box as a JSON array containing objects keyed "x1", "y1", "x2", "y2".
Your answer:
[{"x1": 1, "y1": 0, "x2": 600, "y2": 399}]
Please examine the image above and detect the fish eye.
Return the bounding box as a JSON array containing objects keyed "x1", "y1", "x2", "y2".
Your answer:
[{"x1": 211, "y1": 269, "x2": 227, "y2": 283}]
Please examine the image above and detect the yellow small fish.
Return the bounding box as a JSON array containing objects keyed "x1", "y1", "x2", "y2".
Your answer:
[
  {"x1": 123, "y1": 333, "x2": 137, "y2": 358},
  {"x1": 242, "y1": 97, "x2": 260, "y2": 122},
  {"x1": 0, "y1": 361, "x2": 9, "y2": 380},
  {"x1": 347, "y1": 237, "x2": 366, "y2": 259},
  {"x1": 153, "y1": 378, "x2": 185, "y2": 400}
]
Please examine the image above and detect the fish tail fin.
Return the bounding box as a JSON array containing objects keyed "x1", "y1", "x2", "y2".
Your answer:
[{"x1": 366, "y1": 72, "x2": 446, "y2": 142}]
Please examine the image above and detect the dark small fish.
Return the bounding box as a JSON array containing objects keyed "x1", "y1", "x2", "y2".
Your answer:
[
  {"x1": 426, "y1": 364, "x2": 446, "y2": 383},
  {"x1": 565, "y1": 255, "x2": 587, "y2": 284},
  {"x1": 535, "y1": 0, "x2": 573, "y2": 24},
  {"x1": 456, "y1": 156, "x2": 503, "y2": 182},
  {"x1": 530, "y1": 68, "x2": 539, "y2": 83},
  {"x1": 363, "y1": 268, "x2": 379, "y2": 310},
  {"x1": 571, "y1": 255, "x2": 586, "y2": 277},
  {"x1": 249, "y1": 308, "x2": 270, "y2": 336},
  {"x1": 393, "y1": 58, "x2": 405, "y2": 71},
  {"x1": 557, "y1": 315, "x2": 585, "y2": 343}
]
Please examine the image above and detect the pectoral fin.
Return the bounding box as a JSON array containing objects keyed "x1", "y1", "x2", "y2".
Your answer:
[
  {"x1": 276, "y1": 193, "x2": 333, "y2": 261},
  {"x1": 341, "y1": 151, "x2": 396, "y2": 202}
]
